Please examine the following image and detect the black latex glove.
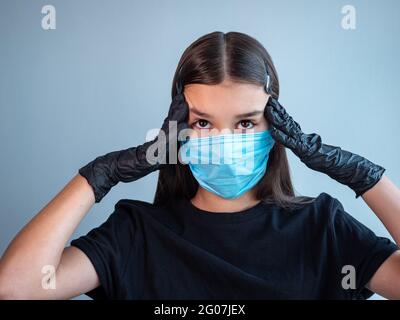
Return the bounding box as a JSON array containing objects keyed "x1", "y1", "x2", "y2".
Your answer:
[
  {"x1": 78, "y1": 93, "x2": 189, "y2": 203},
  {"x1": 264, "y1": 97, "x2": 385, "y2": 198}
]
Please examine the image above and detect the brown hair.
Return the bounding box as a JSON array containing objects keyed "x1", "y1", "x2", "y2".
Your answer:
[{"x1": 153, "y1": 31, "x2": 315, "y2": 211}]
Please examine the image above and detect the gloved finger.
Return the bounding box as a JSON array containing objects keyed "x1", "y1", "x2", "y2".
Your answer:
[
  {"x1": 268, "y1": 98, "x2": 303, "y2": 134},
  {"x1": 267, "y1": 97, "x2": 290, "y2": 121},
  {"x1": 168, "y1": 93, "x2": 189, "y2": 121},
  {"x1": 267, "y1": 99, "x2": 303, "y2": 135},
  {"x1": 271, "y1": 126, "x2": 299, "y2": 150},
  {"x1": 266, "y1": 98, "x2": 293, "y2": 128},
  {"x1": 265, "y1": 104, "x2": 285, "y2": 127},
  {"x1": 266, "y1": 105, "x2": 301, "y2": 140},
  {"x1": 285, "y1": 118, "x2": 303, "y2": 137},
  {"x1": 177, "y1": 121, "x2": 189, "y2": 131}
]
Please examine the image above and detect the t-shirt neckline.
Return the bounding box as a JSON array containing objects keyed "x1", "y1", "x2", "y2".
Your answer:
[{"x1": 180, "y1": 197, "x2": 266, "y2": 224}]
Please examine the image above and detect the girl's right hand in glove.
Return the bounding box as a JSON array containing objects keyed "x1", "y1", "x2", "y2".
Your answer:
[{"x1": 78, "y1": 92, "x2": 189, "y2": 203}]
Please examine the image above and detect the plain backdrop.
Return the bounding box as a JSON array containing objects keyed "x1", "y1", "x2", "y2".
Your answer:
[{"x1": 0, "y1": 0, "x2": 399, "y2": 300}]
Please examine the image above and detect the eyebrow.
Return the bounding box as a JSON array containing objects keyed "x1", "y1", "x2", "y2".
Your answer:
[
  {"x1": 190, "y1": 106, "x2": 213, "y2": 118},
  {"x1": 190, "y1": 106, "x2": 263, "y2": 119},
  {"x1": 233, "y1": 110, "x2": 263, "y2": 119}
]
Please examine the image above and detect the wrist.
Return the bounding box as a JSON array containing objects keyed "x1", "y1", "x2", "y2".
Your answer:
[{"x1": 353, "y1": 162, "x2": 386, "y2": 198}]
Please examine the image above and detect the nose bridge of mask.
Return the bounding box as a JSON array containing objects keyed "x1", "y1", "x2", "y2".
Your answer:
[
  {"x1": 180, "y1": 130, "x2": 274, "y2": 172},
  {"x1": 181, "y1": 131, "x2": 260, "y2": 166}
]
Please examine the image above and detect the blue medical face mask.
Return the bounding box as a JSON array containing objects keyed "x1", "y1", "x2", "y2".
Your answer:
[{"x1": 179, "y1": 129, "x2": 275, "y2": 199}]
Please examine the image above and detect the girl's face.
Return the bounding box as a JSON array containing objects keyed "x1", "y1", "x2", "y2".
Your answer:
[{"x1": 183, "y1": 79, "x2": 271, "y2": 137}]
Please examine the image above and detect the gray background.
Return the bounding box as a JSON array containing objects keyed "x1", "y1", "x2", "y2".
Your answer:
[{"x1": 0, "y1": 0, "x2": 399, "y2": 300}]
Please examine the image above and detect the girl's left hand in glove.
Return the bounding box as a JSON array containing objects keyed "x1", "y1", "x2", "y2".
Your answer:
[{"x1": 264, "y1": 97, "x2": 386, "y2": 198}]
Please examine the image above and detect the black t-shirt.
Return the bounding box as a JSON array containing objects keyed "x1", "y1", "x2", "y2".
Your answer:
[{"x1": 70, "y1": 192, "x2": 398, "y2": 300}]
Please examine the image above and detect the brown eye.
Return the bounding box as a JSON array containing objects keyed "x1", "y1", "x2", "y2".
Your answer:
[
  {"x1": 194, "y1": 119, "x2": 210, "y2": 129},
  {"x1": 238, "y1": 120, "x2": 254, "y2": 129}
]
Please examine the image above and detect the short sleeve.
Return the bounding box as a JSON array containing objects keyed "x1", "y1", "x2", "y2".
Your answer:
[
  {"x1": 327, "y1": 196, "x2": 399, "y2": 299},
  {"x1": 70, "y1": 200, "x2": 137, "y2": 299}
]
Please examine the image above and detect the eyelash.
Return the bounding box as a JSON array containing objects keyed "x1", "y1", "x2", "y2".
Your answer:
[{"x1": 192, "y1": 119, "x2": 256, "y2": 129}]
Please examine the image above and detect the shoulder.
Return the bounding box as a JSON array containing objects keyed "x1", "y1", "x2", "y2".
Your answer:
[
  {"x1": 310, "y1": 192, "x2": 372, "y2": 238},
  {"x1": 287, "y1": 191, "x2": 342, "y2": 216},
  {"x1": 114, "y1": 198, "x2": 156, "y2": 212},
  {"x1": 313, "y1": 191, "x2": 342, "y2": 209},
  {"x1": 110, "y1": 198, "x2": 173, "y2": 226},
  {"x1": 287, "y1": 192, "x2": 347, "y2": 228},
  {"x1": 314, "y1": 192, "x2": 351, "y2": 224},
  {"x1": 307, "y1": 192, "x2": 345, "y2": 214},
  {"x1": 97, "y1": 199, "x2": 159, "y2": 226}
]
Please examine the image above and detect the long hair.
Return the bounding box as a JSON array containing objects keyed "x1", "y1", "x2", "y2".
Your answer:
[{"x1": 153, "y1": 31, "x2": 315, "y2": 211}]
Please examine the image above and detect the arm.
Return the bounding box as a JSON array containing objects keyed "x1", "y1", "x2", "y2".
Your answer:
[
  {"x1": 362, "y1": 175, "x2": 400, "y2": 299},
  {"x1": 0, "y1": 92, "x2": 189, "y2": 300},
  {"x1": 0, "y1": 174, "x2": 99, "y2": 299},
  {"x1": 264, "y1": 97, "x2": 400, "y2": 299}
]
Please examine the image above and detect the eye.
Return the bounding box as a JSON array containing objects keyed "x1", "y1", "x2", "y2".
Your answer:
[
  {"x1": 193, "y1": 119, "x2": 211, "y2": 129},
  {"x1": 237, "y1": 120, "x2": 255, "y2": 129}
]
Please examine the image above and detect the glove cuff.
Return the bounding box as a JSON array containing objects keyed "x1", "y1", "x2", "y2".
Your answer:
[
  {"x1": 78, "y1": 164, "x2": 111, "y2": 203},
  {"x1": 353, "y1": 163, "x2": 386, "y2": 198}
]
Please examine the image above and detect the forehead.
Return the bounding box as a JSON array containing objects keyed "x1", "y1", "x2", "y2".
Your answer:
[{"x1": 183, "y1": 80, "x2": 268, "y2": 114}]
